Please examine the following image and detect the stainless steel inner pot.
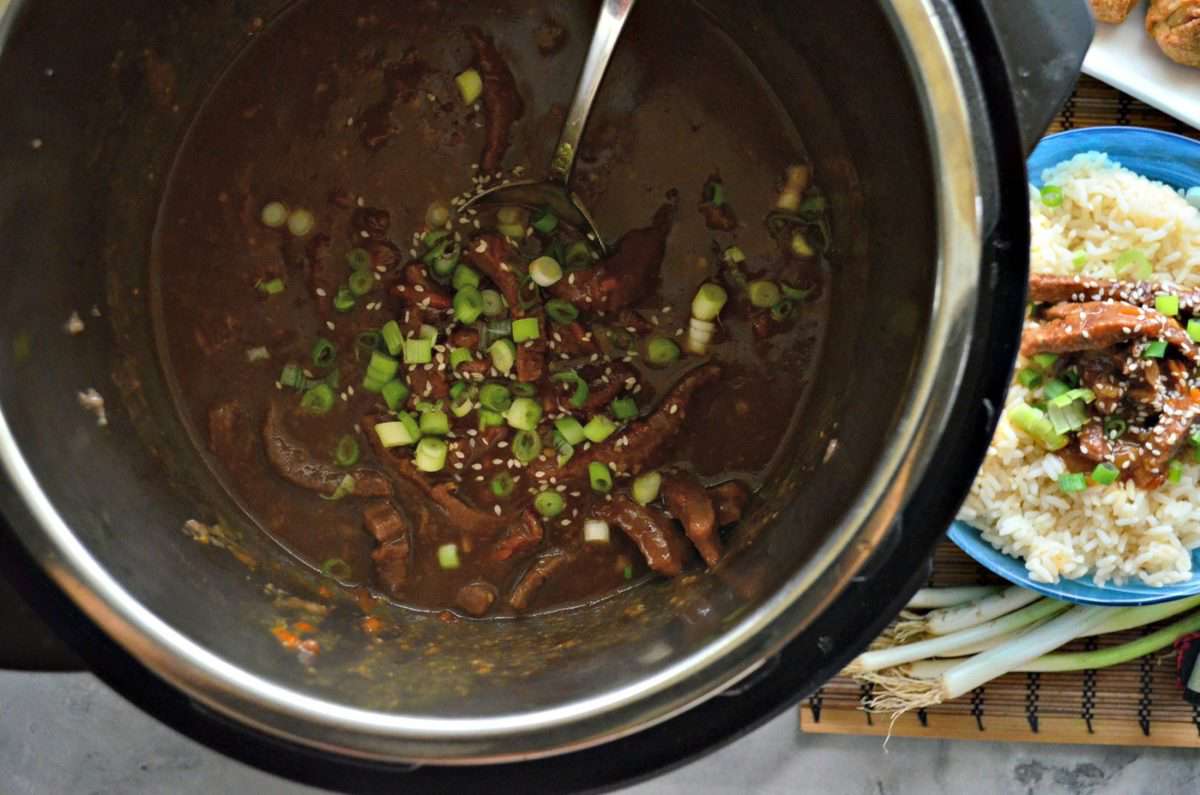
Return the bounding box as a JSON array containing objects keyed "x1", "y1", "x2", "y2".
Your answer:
[{"x1": 0, "y1": 0, "x2": 1091, "y2": 768}]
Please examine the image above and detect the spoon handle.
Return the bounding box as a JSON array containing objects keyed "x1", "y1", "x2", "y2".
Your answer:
[{"x1": 548, "y1": 0, "x2": 637, "y2": 186}]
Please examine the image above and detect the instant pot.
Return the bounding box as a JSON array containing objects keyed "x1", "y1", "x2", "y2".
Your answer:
[{"x1": 0, "y1": 0, "x2": 1091, "y2": 789}]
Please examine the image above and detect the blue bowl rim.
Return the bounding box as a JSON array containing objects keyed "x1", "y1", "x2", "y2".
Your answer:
[{"x1": 950, "y1": 125, "x2": 1200, "y2": 606}]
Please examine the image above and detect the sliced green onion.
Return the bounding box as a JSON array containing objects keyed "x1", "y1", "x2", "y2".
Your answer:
[
  {"x1": 489, "y1": 338, "x2": 516, "y2": 375},
  {"x1": 531, "y1": 208, "x2": 559, "y2": 234},
  {"x1": 588, "y1": 461, "x2": 613, "y2": 493},
  {"x1": 1169, "y1": 459, "x2": 1184, "y2": 484},
  {"x1": 583, "y1": 415, "x2": 617, "y2": 443},
  {"x1": 260, "y1": 201, "x2": 288, "y2": 228},
  {"x1": 481, "y1": 289, "x2": 507, "y2": 318},
  {"x1": 790, "y1": 231, "x2": 813, "y2": 257},
  {"x1": 450, "y1": 393, "x2": 473, "y2": 418},
  {"x1": 367, "y1": 351, "x2": 399, "y2": 382},
  {"x1": 534, "y1": 490, "x2": 565, "y2": 518},
  {"x1": 426, "y1": 200, "x2": 450, "y2": 229},
  {"x1": 782, "y1": 283, "x2": 811, "y2": 302},
  {"x1": 419, "y1": 410, "x2": 450, "y2": 436},
  {"x1": 280, "y1": 363, "x2": 307, "y2": 390},
  {"x1": 456, "y1": 67, "x2": 482, "y2": 104},
  {"x1": 287, "y1": 207, "x2": 315, "y2": 237},
  {"x1": 437, "y1": 542, "x2": 461, "y2": 570},
  {"x1": 452, "y1": 264, "x2": 480, "y2": 291},
  {"x1": 334, "y1": 435, "x2": 360, "y2": 467},
  {"x1": 1189, "y1": 319, "x2": 1200, "y2": 343},
  {"x1": 510, "y1": 381, "x2": 536, "y2": 397},
  {"x1": 1043, "y1": 379, "x2": 1069, "y2": 400},
  {"x1": 355, "y1": 330, "x2": 380, "y2": 359},
  {"x1": 431, "y1": 242, "x2": 461, "y2": 279},
  {"x1": 1017, "y1": 368, "x2": 1042, "y2": 389},
  {"x1": 449, "y1": 347, "x2": 473, "y2": 371},
  {"x1": 300, "y1": 383, "x2": 335, "y2": 414},
  {"x1": 691, "y1": 283, "x2": 728, "y2": 321},
  {"x1": 1048, "y1": 387, "x2": 1095, "y2": 408},
  {"x1": 453, "y1": 286, "x2": 484, "y2": 324},
  {"x1": 645, "y1": 336, "x2": 681, "y2": 367},
  {"x1": 554, "y1": 416, "x2": 586, "y2": 445},
  {"x1": 490, "y1": 472, "x2": 515, "y2": 498},
  {"x1": 1058, "y1": 472, "x2": 1087, "y2": 494},
  {"x1": 245, "y1": 346, "x2": 271, "y2": 363},
  {"x1": 380, "y1": 321, "x2": 404, "y2": 356},
  {"x1": 450, "y1": 381, "x2": 469, "y2": 401},
  {"x1": 529, "y1": 256, "x2": 563, "y2": 287},
  {"x1": 423, "y1": 229, "x2": 450, "y2": 249},
  {"x1": 404, "y1": 337, "x2": 433, "y2": 364},
  {"x1": 748, "y1": 280, "x2": 782, "y2": 309},
  {"x1": 256, "y1": 277, "x2": 286, "y2": 295},
  {"x1": 333, "y1": 286, "x2": 356, "y2": 313},
  {"x1": 632, "y1": 471, "x2": 662, "y2": 506},
  {"x1": 623, "y1": 564, "x2": 634, "y2": 579},
  {"x1": 1091, "y1": 462, "x2": 1119, "y2": 486},
  {"x1": 1039, "y1": 184, "x2": 1063, "y2": 207},
  {"x1": 479, "y1": 383, "x2": 513, "y2": 412},
  {"x1": 723, "y1": 245, "x2": 746, "y2": 264},
  {"x1": 1008, "y1": 403, "x2": 1067, "y2": 451},
  {"x1": 512, "y1": 429, "x2": 543, "y2": 463},
  {"x1": 381, "y1": 379, "x2": 410, "y2": 411},
  {"x1": 1156, "y1": 294, "x2": 1180, "y2": 316},
  {"x1": 686, "y1": 317, "x2": 716, "y2": 355},
  {"x1": 1047, "y1": 400, "x2": 1088, "y2": 435},
  {"x1": 415, "y1": 437, "x2": 448, "y2": 472},
  {"x1": 311, "y1": 337, "x2": 337, "y2": 369},
  {"x1": 553, "y1": 432, "x2": 575, "y2": 466},
  {"x1": 497, "y1": 223, "x2": 525, "y2": 240},
  {"x1": 505, "y1": 397, "x2": 543, "y2": 431},
  {"x1": 610, "y1": 397, "x2": 638, "y2": 420},
  {"x1": 1142, "y1": 340, "x2": 1168, "y2": 359},
  {"x1": 512, "y1": 317, "x2": 541, "y2": 342},
  {"x1": 1032, "y1": 353, "x2": 1058, "y2": 371},
  {"x1": 584, "y1": 519, "x2": 610, "y2": 544},
  {"x1": 320, "y1": 557, "x2": 351, "y2": 578},
  {"x1": 1104, "y1": 416, "x2": 1127, "y2": 439},
  {"x1": 545, "y1": 299, "x2": 579, "y2": 324},
  {"x1": 481, "y1": 318, "x2": 513, "y2": 348},
  {"x1": 348, "y1": 269, "x2": 375, "y2": 296},
  {"x1": 478, "y1": 409, "x2": 504, "y2": 429},
  {"x1": 1072, "y1": 252, "x2": 1088, "y2": 270},
  {"x1": 1115, "y1": 249, "x2": 1152, "y2": 280},
  {"x1": 564, "y1": 240, "x2": 594, "y2": 270},
  {"x1": 770, "y1": 300, "x2": 794, "y2": 321},
  {"x1": 706, "y1": 180, "x2": 725, "y2": 207},
  {"x1": 550, "y1": 370, "x2": 589, "y2": 408},
  {"x1": 346, "y1": 247, "x2": 371, "y2": 270},
  {"x1": 375, "y1": 414, "x2": 420, "y2": 447}
]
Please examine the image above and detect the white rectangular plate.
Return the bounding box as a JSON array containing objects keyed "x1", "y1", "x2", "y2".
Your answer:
[{"x1": 1082, "y1": 4, "x2": 1200, "y2": 130}]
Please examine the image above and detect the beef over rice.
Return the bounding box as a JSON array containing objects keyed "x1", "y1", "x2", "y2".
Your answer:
[{"x1": 959, "y1": 152, "x2": 1200, "y2": 586}]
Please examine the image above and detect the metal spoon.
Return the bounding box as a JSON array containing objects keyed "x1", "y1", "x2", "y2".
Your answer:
[{"x1": 461, "y1": 0, "x2": 637, "y2": 255}]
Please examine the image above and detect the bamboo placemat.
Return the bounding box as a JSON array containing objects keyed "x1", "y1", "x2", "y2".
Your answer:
[{"x1": 801, "y1": 77, "x2": 1200, "y2": 748}]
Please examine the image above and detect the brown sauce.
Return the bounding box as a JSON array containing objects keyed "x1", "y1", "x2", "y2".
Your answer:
[{"x1": 151, "y1": 0, "x2": 829, "y2": 616}]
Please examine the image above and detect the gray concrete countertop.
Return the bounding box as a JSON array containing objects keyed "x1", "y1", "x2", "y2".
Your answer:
[{"x1": 2, "y1": 671, "x2": 1198, "y2": 793}]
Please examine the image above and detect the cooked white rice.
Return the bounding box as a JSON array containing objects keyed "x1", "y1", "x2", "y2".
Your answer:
[{"x1": 959, "y1": 152, "x2": 1200, "y2": 586}]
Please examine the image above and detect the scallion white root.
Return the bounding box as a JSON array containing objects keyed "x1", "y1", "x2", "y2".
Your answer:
[
  {"x1": 925, "y1": 585, "x2": 1042, "y2": 635},
  {"x1": 846, "y1": 598, "x2": 1067, "y2": 674},
  {"x1": 905, "y1": 585, "x2": 1002, "y2": 610}
]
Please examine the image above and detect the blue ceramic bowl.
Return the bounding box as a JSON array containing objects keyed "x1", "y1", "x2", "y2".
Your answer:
[{"x1": 949, "y1": 126, "x2": 1200, "y2": 606}]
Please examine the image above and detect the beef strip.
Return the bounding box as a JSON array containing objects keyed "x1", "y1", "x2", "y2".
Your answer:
[
  {"x1": 546, "y1": 362, "x2": 636, "y2": 415},
  {"x1": 392, "y1": 262, "x2": 453, "y2": 311},
  {"x1": 372, "y1": 537, "x2": 411, "y2": 596},
  {"x1": 542, "y1": 364, "x2": 720, "y2": 481},
  {"x1": 363, "y1": 500, "x2": 409, "y2": 544},
  {"x1": 1076, "y1": 349, "x2": 1128, "y2": 415},
  {"x1": 1131, "y1": 359, "x2": 1200, "y2": 488},
  {"x1": 709, "y1": 480, "x2": 751, "y2": 526},
  {"x1": 1021, "y1": 301, "x2": 1200, "y2": 364},
  {"x1": 596, "y1": 496, "x2": 689, "y2": 577},
  {"x1": 508, "y1": 549, "x2": 570, "y2": 609},
  {"x1": 464, "y1": 27, "x2": 523, "y2": 174},
  {"x1": 1029, "y1": 273, "x2": 1200, "y2": 313},
  {"x1": 548, "y1": 201, "x2": 675, "y2": 313},
  {"x1": 455, "y1": 581, "x2": 498, "y2": 617},
  {"x1": 492, "y1": 510, "x2": 544, "y2": 561},
  {"x1": 359, "y1": 51, "x2": 426, "y2": 150},
  {"x1": 516, "y1": 340, "x2": 547, "y2": 383},
  {"x1": 208, "y1": 399, "x2": 255, "y2": 474},
  {"x1": 661, "y1": 473, "x2": 722, "y2": 567},
  {"x1": 363, "y1": 415, "x2": 511, "y2": 533},
  {"x1": 449, "y1": 327, "x2": 480, "y2": 350},
  {"x1": 464, "y1": 234, "x2": 523, "y2": 311},
  {"x1": 352, "y1": 206, "x2": 390, "y2": 240},
  {"x1": 263, "y1": 403, "x2": 391, "y2": 497},
  {"x1": 1074, "y1": 421, "x2": 1112, "y2": 463}
]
